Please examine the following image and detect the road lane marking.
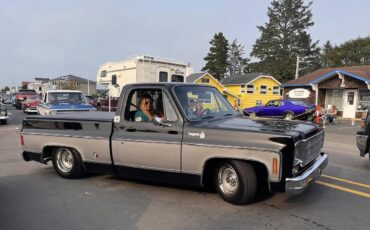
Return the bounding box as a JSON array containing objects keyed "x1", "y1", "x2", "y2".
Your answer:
[
  {"x1": 316, "y1": 181, "x2": 370, "y2": 199},
  {"x1": 322, "y1": 174, "x2": 370, "y2": 189}
]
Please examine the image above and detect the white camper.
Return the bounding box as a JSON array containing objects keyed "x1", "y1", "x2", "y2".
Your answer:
[{"x1": 96, "y1": 55, "x2": 193, "y2": 97}]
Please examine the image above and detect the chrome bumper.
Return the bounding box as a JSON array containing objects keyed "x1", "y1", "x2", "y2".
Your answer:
[
  {"x1": 356, "y1": 134, "x2": 368, "y2": 156},
  {"x1": 0, "y1": 115, "x2": 9, "y2": 120},
  {"x1": 286, "y1": 153, "x2": 328, "y2": 194}
]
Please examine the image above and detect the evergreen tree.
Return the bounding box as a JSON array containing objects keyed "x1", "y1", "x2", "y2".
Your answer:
[
  {"x1": 320, "y1": 40, "x2": 341, "y2": 67},
  {"x1": 202, "y1": 32, "x2": 229, "y2": 80},
  {"x1": 251, "y1": 0, "x2": 320, "y2": 82},
  {"x1": 227, "y1": 39, "x2": 249, "y2": 77}
]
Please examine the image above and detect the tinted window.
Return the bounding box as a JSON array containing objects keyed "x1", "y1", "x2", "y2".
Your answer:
[
  {"x1": 159, "y1": 72, "x2": 168, "y2": 82},
  {"x1": 171, "y1": 75, "x2": 184, "y2": 82}
]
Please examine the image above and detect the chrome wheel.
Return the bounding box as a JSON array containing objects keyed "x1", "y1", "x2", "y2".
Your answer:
[
  {"x1": 284, "y1": 113, "x2": 294, "y2": 120},
  {"x1": 55, "y1": 148, "x2": 74, "y2": 173},
  {"x1": 217, "y1": 164, "x2": 239, "y2": 197},
  {"x1": 248, "y1": 112, "x2": 256, "y2": 118}
]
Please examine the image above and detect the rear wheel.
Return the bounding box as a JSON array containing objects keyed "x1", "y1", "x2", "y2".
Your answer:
[
  {"x1": 0, "y1": 120, "x2": 7, "y2": 125},
  {"x1": 52, "y1": 147, "x2": 85, "y2": 179},
  {"x1": 214, "y1": 160, "x2": 257, "y2": 205},
  {"x1": 283, "y1": 112, "x2": 294, "y2": 120}
]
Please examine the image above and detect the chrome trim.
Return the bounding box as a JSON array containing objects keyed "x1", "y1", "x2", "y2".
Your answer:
[
  {"x1": 115, "y1": 163, "x2": 181, "y2": 173},
  {"x1": 286, "y1": 153, "x2": 328, "y2": 194},
  {"x1": 83, "y1": 160, "x2": 112, "y2": 165},
  {"x1": 113, "y1": 138, "x2": 180, "y2": 145},
  {"x1": 21, "y1": 132, "x2": 109, "y2": 140},
  {"x1": 294, "y1": 130, "x2": 324, "y2": 167},
  {"x1": 183, "y1": 142, "x2": 282, "y2": 154},
  {"x1": 356, "y1": 134, "x2": 368, "y2": 156},
  {"x1": 0, "y1": 115, "x2": 9, "y2": 120}
]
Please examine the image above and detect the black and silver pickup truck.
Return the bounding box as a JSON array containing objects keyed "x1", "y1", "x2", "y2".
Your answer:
[
  {"x1": 357, "y1": 108, "x2": 370, "y2": 160},
  {"x1": 21, "y1": 83, "x2": 328, "y2": 205}
]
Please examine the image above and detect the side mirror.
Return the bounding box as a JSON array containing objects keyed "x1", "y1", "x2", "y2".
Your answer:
[{"x1": 153, "y1": 117, "x2": 172, "y2": 127}]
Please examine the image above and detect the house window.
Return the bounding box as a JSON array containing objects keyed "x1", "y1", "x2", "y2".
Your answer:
[
  {"x1": 240, "y1": 85, "x2": 246, "y2": 94},
  {"x1": 171, "y1": 75, "x2": 184, "y2": 82},
  {"x1": 100, "y1": 70, "x2": 107, "y2": 78},
  {"x1": 326, "y1": 89, "x2": 343, "y2": 110},
  {"x1": 273, "y1": 86, "x2": 280, "y2": 95},
  {"x1": 260, "y1": 85, "x2": 267, "y2": 94},
  {"x1": 159, "y1": 72, "x2": 168, "y2": 82},
  {"x1": 247, "y1": 85, "x2": 254, "y2": 94},
  {"x1": 201, "y1": 78, "x2": 210, "y2": 83},
  {"x1": 359, "y1": 90, "x2": 370, "y2": 109},
  {"x1": 256, "y1": 100, "x2": 262, "y2": 106}
]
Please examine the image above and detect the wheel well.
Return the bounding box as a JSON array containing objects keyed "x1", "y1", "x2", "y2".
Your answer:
[
  {"x1": 202, "y1": 158, "x2": 269, "y2": 191},
  {"x1": 284, "y1": 111, "x2": 294, "y2": 115}
]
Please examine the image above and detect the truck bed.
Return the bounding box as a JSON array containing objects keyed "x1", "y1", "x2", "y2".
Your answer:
[{"x1": 21, "y1": 112, "x2": 115, "y2": 166}]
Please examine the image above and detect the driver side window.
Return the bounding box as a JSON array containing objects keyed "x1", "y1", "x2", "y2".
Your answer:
[{"x1": 123, "y1": 88, "x2": 178, "y2": 122}]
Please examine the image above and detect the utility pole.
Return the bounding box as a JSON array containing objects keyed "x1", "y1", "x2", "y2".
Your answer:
[
  {"x1": 87, "y1": 72, "x2": 90, "y2": 96},
  {"x1": 295, "y1": 55, "x2": 300, "y2": 79}
]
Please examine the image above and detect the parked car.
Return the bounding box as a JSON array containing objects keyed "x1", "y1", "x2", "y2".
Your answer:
[
  {"x1": 0, "y1": 103, "x2": 9, "y2": 125},
  {"x1": 96, "y1": 97, "x2": 119, "y2": 111},
  {"x1": 21, "y1": 95, "x2": 42, "y2": 114},
  {"x1": 21, "y1": 83, "x2": 328, "y2": 205},
  {"x1": 2, "y1": 94, "x2": 12, "y2": 104},
  {"x1": 37, "y1": 90, "x2": 96, "y2": 115},
  {"x1": 85, "y1": 95, "x2": 97, "y2": 107},
  {"x1": 15, "y1": 89, "x2": 37, "y2": 109},
  {"x1": 356, "y1": 108, "x2": 370, "y2": 160},
  {"x1": 243, "y1": 99, "x2": 316, "y2": 120}
]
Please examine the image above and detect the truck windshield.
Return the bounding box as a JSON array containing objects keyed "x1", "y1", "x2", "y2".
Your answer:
[
  {"x1": 174, "y1": 86, "x2": 237, "y2": 120},
  {"x1": 48, "y1": 92, "x2": 86, "y2": 104}
]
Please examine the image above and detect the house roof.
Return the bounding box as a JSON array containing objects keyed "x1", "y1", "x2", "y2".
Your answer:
[
  {"x1": 186, "y1": 72, "x2": 206, "y2": 83},
  {"x1": 52, "y1": 75, "x2": 97, "y2": 84},
  {"x1": 222, "y1": 73, "x2": 280, "y2": 85},
  {"x1": 282, "y1": 65, "x2": 370, "y2": 87}
]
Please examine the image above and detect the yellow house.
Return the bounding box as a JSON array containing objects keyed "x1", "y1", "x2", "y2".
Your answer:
[
  {"x1": 186, "y1": 72, "x2": 240, "y2": 108},
  {"x1": 222, "y1": 73, "x2": 281, "y2": 109}
]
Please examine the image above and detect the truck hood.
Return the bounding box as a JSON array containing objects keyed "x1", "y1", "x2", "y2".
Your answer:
[{"x1": 197, "y1": 116, "x2": 318, "y2": 140}]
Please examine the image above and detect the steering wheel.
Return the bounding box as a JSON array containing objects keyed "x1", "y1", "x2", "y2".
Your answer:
[{"x1": 200, "y1": 108, "x2": 211, "y2": 117}]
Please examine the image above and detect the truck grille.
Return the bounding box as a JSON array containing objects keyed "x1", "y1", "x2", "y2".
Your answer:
[{"x1": 294, "y1": 131, "x2": 324, "y2": 167}]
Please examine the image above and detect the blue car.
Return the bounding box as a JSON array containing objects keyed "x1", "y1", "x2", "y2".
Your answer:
[
  {"x1": 243, "y1": 100, "x2": 316, "y2": 120},
  {"x1": 37, "y1": 90, "x2": 96, "y2": 115}
]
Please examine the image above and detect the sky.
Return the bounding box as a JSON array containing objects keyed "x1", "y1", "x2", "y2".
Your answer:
[{"x1": 0, "y1": 0, "x2": 370, "y2": 88}]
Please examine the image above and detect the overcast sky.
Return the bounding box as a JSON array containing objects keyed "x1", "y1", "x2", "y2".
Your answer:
[{"x1": 1, "y1": 0, "x2": 369, "y2": 88}]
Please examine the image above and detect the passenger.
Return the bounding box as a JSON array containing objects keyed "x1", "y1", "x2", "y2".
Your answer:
[{"x1": 135, "y1": 94, "x2": 154, "y2": 122}]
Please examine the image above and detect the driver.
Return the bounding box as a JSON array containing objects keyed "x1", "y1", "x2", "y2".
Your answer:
[{"x1": 135, "y1": 94, "x2": 154, "y2": 122}]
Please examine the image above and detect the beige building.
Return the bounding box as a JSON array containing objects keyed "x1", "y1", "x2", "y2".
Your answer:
[
  {"x1": 96, "y1": 55, "x2": 193, "y2": 97},
  {"x1": 51, "y1": 75, "x2": 97, "y2": 96}
]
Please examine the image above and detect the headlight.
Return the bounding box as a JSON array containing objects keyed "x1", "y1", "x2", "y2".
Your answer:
[{"x1": 0, "y1": 111, "x2": 6, "y2": 116}]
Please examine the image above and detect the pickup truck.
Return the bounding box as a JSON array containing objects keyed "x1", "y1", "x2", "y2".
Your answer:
[
  {"x1": 357, "y1": 108, "x2": 370, "y2": 160},
  {"x1": 37, "y1": 90, "x2": 96, "y2": 115},
  {"x1": 15, "y1": 89, "x2": 37, "y2": 109},
  {"x1": 21, "y1": 83, "x2": 328, "y2": 205}
]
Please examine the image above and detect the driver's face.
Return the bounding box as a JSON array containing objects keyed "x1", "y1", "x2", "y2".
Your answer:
[{"x1": 142, "y1": 99, "x2": 152, "y2": 111}]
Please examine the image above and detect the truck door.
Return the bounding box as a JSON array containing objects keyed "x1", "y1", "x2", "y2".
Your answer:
[{"x1": 111, "y1": 86, "x2": 184, "y2": 176}]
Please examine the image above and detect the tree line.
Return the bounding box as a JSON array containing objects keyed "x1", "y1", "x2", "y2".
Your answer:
[{"x1": 202, "y1": 0, "x2": 370, "y2": 83}]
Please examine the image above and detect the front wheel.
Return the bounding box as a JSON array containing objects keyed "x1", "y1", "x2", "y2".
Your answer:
[
  {"x1": 52, "y1": 147, "x2": 85, "y2": 179},
  {"x1": 248, "y1": 112, "x2": 256, "y2": 118},
  {"x1": 214, "y1": 160, "x2": 257, "y2": 205}
]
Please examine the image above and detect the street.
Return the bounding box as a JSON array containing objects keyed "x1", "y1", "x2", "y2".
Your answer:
[{"x1": 1, "y1": 105, "x2": 369, "y2": 230}]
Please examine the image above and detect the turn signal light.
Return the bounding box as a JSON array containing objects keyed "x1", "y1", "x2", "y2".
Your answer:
[
  {"x1": 272, "y1": 158, "x2": 278, "y2": 175},
  {"x1": 20, "y1": 135, "x2": 24, "y2": 146}
]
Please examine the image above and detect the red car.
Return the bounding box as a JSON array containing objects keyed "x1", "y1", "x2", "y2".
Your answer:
[
  {"x1": 96, "y1": 97, "x2": 119, "y2": 111},
  {"x1": 15, "y1": 90, "x2": 37, "y2": 109},
  {"x1": 21, "y1": 95, "x2": 42, "y2": 114}
]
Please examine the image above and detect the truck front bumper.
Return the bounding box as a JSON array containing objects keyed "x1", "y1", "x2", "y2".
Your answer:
[
  {"x1": 0, "y1": 115, "x2": 9, "y2": 120},
  {"x1": 285, "y1": 153, "x2": 328, "y2": 194},
  {"x1": 356, "y1": 134, "x2": 368, "y2": 156}
]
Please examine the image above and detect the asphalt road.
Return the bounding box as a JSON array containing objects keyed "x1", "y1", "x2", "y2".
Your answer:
[{"x1": 1, "y1": 105, "x2": 369, "y2": 230}]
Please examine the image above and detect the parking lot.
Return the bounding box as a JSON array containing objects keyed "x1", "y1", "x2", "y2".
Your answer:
[{"x1": 1, "y1": 105, "x2": 369, "y2": 230}]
